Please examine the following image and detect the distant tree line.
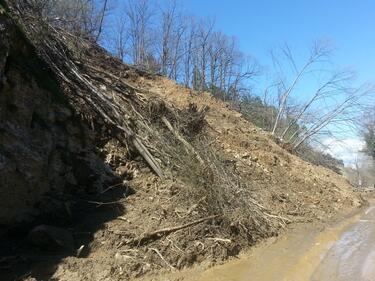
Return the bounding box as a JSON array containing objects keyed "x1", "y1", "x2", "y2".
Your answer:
[
  {"x1": 108, "y1": 0, "x2": 258, "y2": 101},
  {"x1": 20, "y1": 0, "x2": 258, "y2": 101},
  {"x1": 363, "y1": 112, "x2": 375, "y2": 159}
]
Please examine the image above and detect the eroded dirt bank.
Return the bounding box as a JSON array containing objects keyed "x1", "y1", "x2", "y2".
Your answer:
[
  {"x1": 142, "y1": 198, "x2": 375, "y2": 281},
  {"x1": 0, "y1": 2, "x2": 365, "y2": 280}
]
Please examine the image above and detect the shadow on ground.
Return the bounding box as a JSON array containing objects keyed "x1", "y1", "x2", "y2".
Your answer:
[{"x1": 0, "y1": 183, "x2": 130, "y2": 281}]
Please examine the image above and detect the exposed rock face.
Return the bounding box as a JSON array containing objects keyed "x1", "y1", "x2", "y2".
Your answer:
[{"x1": 0, "y1": 10, "x2": 112, "y2": 224}]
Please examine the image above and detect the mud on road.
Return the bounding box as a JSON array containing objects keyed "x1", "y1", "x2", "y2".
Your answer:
[{"x1": 141, "y1": 198, "x2": 375, "y2": 281}]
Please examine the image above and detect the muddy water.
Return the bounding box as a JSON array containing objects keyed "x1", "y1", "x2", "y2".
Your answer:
[
  {"x1": 179, "y1": 203, "x2": 375, "y2": 281},
  {"x1": 311, "y1": 205, "x2": 375, "y2": 281}
]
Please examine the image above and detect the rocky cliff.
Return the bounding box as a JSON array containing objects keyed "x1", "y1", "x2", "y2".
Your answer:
[{"x1": 0, "y1": 5, "x2": 114, "y2": 224}]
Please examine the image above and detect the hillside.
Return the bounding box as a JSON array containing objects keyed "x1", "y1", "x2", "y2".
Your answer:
[{"x1": 0, "y1": 2, "x2": 362, "y2": 280}]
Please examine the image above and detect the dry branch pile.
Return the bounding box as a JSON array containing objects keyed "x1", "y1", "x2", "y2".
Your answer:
[{"x1": 9, "y1": 1, "x2": 165, "y2": 178}]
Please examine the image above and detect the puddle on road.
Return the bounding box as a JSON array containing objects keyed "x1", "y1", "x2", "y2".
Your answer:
[
  {"x1": 310, "y1": 206, "x2": 375, "y2": 281},
  {"x1": 163, "y1": 206, "x2": 370, "y2": 281}
]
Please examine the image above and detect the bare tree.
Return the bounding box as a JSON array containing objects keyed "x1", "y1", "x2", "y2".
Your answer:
[
  {"x1": 280, "y1": 70, "x2": 355, "y2": 140},
  {"x1": 159, "y1": 0, "x2": 174, "y2": 76},
  {"x1": 362, "y1": 109, "x2": 375, "y2": 159},
  {"x1": 124, "y1": 0, "x2": 155, "y2": 67},
  {"x1": 265, "y1": 41, "x2": 373, "y2": 150},
  {"x1": 169, "y1": 21, "x2": 186, "y2": 80},
  {"x1": 271, "y1": 42, "x2": 332, "y2": 135},
  {"x1": 196, "y1": 19, "x2": 215, "y2": 92},
  {"x1": 94, "y1": 0, "x2": 109, "y2": 42},
  {"x1": 158, "y1": 0, "x2": 186, "y2": 80},
  {"x1": 24, "y1": 0, "x2": 110, "y2": 41},
  {"x1": 345, "y1": 153, "x2": 375, "y2": 188},
  {"x1": 291, "y1": 85, "x2": 371, "y2": 149},
  {"x1": 112, "y1": 14, "x2": 129, "y2": 61},
  {"x1": 182, "y1": 17, "x2": 197, "y2": 87},
  {"x1": 208, "y1": 32, "x2": 225, "y2": 92}
]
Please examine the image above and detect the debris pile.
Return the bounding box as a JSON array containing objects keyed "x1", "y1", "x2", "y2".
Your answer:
[{"x1": 0, "y1": 2, "x2": 363, "y2": 280}]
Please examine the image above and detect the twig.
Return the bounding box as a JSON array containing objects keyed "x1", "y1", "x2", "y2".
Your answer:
[
  {"x1": 264, "y1": 212, "x2": 291, "y2": 222},
  {"x1": 203, "y1": 138, "x2": 218, "y2": 148},
  {"x1": 161, "y1": 116, "x2": 204, "y2": 165},
  {"x1": 127, "y1": 215, "x2": 219, "y2": 245},
  {"x1": 116, "y1": 216, "x2": 128, "y2": 222},
  {"x1": 205, "y1": 237, "x2": 232, "y2": 243},
  {"x1": 185, "y1": 196, "x2": 206, "y2": 216},
  {"x1": 149, "y1": 247, "x2": 175, "y2": 270},
  {"x1": 264, "y1": 212, "x2": 292, "y2": 228},
  {"x1": 76, "y1": 245, "x2": 85, "y2": 257},
  {"x1": 86, "y1": 198, "x2": 127, "y2": 207},
  {"x1": 248, "y1": 197, "x2": 267, "y2": 210},
  {"x1": 100, "y1": 182, "x2": 125, "y2": 194}
]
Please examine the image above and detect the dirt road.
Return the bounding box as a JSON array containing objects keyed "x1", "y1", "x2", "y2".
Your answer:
[
  {"x1": 311, "y1": 205, "x2": 375, "y2": 281},
  {"x1": 149, "y1": 200, "x2": 375, "y2": 281}
]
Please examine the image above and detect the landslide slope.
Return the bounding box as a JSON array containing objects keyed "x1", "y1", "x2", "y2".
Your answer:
[
  {"x1": 49, "y1": 57, "x2": 362, "y2": 280},
  {"x1": 145, "y1": 77, "x2": 361, "y2": 221},
  {"x1": 0, "y1": 3, "x2": 362, "y2": 280}
]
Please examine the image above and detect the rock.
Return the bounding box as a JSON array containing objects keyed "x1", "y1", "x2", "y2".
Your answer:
[
  {"x1": 0, "y1": 12, "x2": 121, "y2": 224},
  {"x1": 241, "y1": 152, "x2": 251, "y2": 159},
  {"x1": 28, "y1": 225, "x2": 75, "y2": 252}
]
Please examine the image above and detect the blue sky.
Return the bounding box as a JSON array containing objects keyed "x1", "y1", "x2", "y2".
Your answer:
[
  {"x1": 181, "y1": 0, "x2": 374, "y2": 164},
  {"x1": 183, "y1": 0, "x2": 375, "y2": 85}
]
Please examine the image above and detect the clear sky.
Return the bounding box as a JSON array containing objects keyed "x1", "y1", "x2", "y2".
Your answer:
[
  {"x1": 180, "y1": 0, "x2": 374, "y2": 164},
  {"x1": 182, "y1": 0, "x2": 375, "y2": 84}
]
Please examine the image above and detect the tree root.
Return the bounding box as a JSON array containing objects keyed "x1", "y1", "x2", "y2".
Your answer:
[
  {"x1": 161, "y1": 116, "x2": 204, "y2": 165},
  {"x1": 126, "y1": 215, "x2": 220, "y2": 246}
]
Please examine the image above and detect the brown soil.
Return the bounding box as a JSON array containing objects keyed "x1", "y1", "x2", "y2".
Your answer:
[
  {"x1": 44, "y1": 78, "x2": 361, "y2": 280},
  {"x1": 0, "y1": 4, "x2": 363, "y2": 280}
]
